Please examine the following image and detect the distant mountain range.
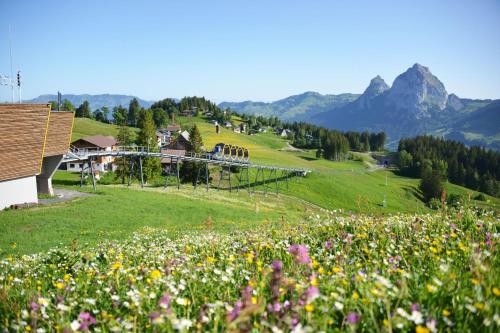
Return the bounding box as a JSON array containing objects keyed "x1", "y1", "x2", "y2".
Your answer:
[
  {"x1": 26, "y1": 94, "x2": 154, "y2": 110},
  {"x1": 220, "y1": 63, "x2": 499, "y2": 150}
]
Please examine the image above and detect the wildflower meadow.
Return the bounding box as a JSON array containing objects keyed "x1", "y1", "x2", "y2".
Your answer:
[{"x1": 0, "y1": 208, "x2": 498, "y2": 332}]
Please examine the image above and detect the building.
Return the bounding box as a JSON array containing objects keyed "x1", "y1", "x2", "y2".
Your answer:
[
  {"x1": 67, "y1": 135, "x2": 117, "y2": 173},
  {"x1": 160, "y1": 148, "x2": 186, "y2": 172},
  {"x1": 0, "y1": 103, "x2": 74, "y2": 209},
  {"x1": 156, "y1": 124, "x2": 182, "y2": 147},
  {"x1": 166, "y1": 131, "x2": 191, "y2": 151}
]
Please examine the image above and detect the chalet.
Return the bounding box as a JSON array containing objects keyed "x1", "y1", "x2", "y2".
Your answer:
[
  {"x1": 166, "y1": 130, "x2": 190, "y2": 150},
  {"x1": 160, "y1": 148, "x2": 186, "y2": 171},
  {"x1": 224, "y1": 121, "x2": 232, "y2": 128},
  {"x1": 67, "y1": 135, "x2": 117, "y2": 173},
  {"x1": 239, "y1": 123, "x2": 247, "y2": 133},
  {"x1": 0, "y1": 103, "x2": 74, "y2": 209},
  {"x1": 233, "y1": 127, "x2": 241, "y2": 133}
]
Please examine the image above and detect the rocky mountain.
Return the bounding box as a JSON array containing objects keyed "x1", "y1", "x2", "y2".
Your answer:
[
  {"x1": 26, "y1": 94, "x2": 154, "y2": 110},
  {"x1": 219, "y1": 91, "x2": 359, "y2": 121},
  {"x1": 221, "y1": 63, "x2": 499, "y2": 150},
  {"x1": 317, "y1": 64, "x2": 499, "y2": 149}
]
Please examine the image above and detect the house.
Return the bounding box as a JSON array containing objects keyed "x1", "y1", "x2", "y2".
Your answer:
[
  {"x1": 279, "y1": 129, "x2": 292, "y2": 137},
  {"x1": 156, "y1": 124, "x2": 182, "y2": 147},
  {"x1": 224, "y1": 121, "x2": 232, "y2": 128},
  {"x1": 67, "y1": 135, "x2": 117, "y2": 173},
  {"x1": 160, "y1": 148, "x2": 186, "y2": 172},
  {"x1": 166, "y1": 130, "x2": 190, "y2": 151},
  {"x1": 233, "y1": 127, "x2": 241, "y2": 133},
  {"x1": 239, "y1": 123, "x2": 247, "y2": 133},
  {"x1": 0, "y1": 103, "x2": 74, "y2": 209}
]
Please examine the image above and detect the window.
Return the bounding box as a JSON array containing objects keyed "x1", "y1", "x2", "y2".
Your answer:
[
  {"x1": 70, "y1": 164, "x2": 75, "y2": 168},
  {"x1": 79, "y1": 164, "x2": 84, "y2": 168}
]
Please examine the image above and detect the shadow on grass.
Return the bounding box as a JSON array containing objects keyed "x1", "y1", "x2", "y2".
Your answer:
[{"x1": 403, "y1": 185, "x2": 423, "y2": 202}]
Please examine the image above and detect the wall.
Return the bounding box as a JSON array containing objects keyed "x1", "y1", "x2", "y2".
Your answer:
[{"x1": 0, "y1": 176, "x2": 38, "y2": 209}]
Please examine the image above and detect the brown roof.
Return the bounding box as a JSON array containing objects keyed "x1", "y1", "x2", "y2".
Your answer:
[
  {"x1": 160, "y1": 148, "x2": 186, "y2": 164},
  {"x1": 0, "y1": 103, "x2": 75, "y2": 182},
  {"x1": 73, "y1": 135, "x2": 117, "y2": 148},
  {"x1": 44, "y1": 112, "x2": 75, "y2": 157},
  {"x1": 0, "y1": 105, "x2": 51, "y2": 181},
  {"x1": 166, "y1": 124, "x2": 181, "y2": 132}
]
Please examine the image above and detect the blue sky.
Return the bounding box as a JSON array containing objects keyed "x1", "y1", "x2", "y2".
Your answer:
[{"x1": 0, "y1": 0, "x2": 499, "y2": 102}]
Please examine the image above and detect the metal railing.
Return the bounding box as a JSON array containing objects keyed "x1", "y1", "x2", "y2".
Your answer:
[{"x1": 64, "y1": 145, "x2": 310, "y2": 174}]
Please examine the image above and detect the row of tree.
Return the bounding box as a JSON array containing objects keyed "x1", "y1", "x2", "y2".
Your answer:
[{"x1": 398, "y1": 136, "x2": 499, "y2": 198}]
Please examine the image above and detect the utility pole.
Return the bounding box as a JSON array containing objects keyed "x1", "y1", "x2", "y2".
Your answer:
[{"x1": 17, "y1": 71, "x2": 21, "y2": 103}]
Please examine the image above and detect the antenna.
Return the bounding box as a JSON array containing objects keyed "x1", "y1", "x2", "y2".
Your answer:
[{"x1": 9, "y1": 25, "x2": 14, "y2": 103}]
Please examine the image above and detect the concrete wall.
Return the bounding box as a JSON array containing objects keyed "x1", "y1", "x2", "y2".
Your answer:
[{"x1": 0, "y1": 176, "x2": 38, "y2": 209}]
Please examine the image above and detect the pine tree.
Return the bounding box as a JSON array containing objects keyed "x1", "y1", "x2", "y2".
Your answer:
[
  {"x1": 136, "y1": 109, "x2": 161, "y2": 183},
  {"x1": 76, "y1": 101, "x2": 91, "y2": 118},
  {"x1": 181, "y1": 125, "x2": 206, "y2": 184},
  {"x1": 128, "y1": 98, "x2": 140, "y2": 127}
]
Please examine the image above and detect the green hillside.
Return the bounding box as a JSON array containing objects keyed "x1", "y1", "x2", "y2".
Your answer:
[
  {"x1": 71, "y1": 118, "x2": 139, "y2": 141},
  {"x1": 69, "y1": 116, "x2": 499, "y2": 214}
]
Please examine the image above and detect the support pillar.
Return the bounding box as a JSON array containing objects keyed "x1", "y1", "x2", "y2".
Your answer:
[
  {"x1": 89, "y1": 158, "x2": 96, "y2": 191},
  {"x1": 205, "y1": 162, "x2": 209, "y2": 191},
  {"x1": 36, "y1": 154, "x2": 64, "y2": 195},
  {"x1": 176, "y1": 157, "x2": 180, "y2": 190},
  {"x1": 139, "y1": 156, "x2": 144, "y2": 188}
]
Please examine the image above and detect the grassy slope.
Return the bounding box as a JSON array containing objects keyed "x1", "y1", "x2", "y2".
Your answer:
[
  {"x1": 179, "y1": 115, "x2": 500, "y2": 213},
  {"x1": 2, "y1": 117, "x2": 498, "y2": 255},
  {"x1": 0, "y1": 172, "x2": 313, "y2": 256},
  {"x1": 72, "y1": 118, "x2": 139, "y2": 141}
]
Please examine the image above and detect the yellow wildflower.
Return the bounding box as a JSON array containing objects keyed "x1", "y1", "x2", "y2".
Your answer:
[
  {"x1": 251, "y1": 297, "x2": 257, "y2": 305},
  {"x1": 55, "y1": 282, "x2": 64, "y2": 289},
  {"x1": 63, "y1": 274, "x2": 71, "y2": 282},
  {"x1": 442, "y1": 309, "x2": 450, "y2": 317},
  {"x1": 492, "y1": 287, "x2": 500, "y2": 297},
  {"x1": 305, "y1": 304, "x2": 314, "y2": 312},
  {"x1": 112, "y1": 262, "x2": 123, "y2": 270},
  {"x1": 150, "y1": 269, "x2": 161, "y2": 279},
  {"x1": 352, "y1": 291, "x2": 359, "y2": 300},
  {"x1": 474, "y1": 303, "x2": 485, "y2": 310},
  {"x1": 416, "y1": 325, "x2": 430, "y2": 333}
]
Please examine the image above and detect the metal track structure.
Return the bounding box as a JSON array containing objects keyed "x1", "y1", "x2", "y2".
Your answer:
[{"x1": 65, "y1": 146, "x2": 310, "y2": 194}]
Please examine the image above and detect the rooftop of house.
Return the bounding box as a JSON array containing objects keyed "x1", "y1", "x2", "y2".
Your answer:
[{"x1": 74, "y1": 135, "x2": 117, "y2": 148}]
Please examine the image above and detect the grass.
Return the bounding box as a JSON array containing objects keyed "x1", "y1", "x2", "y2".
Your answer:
[
  {"x1": 1, "y1": 208, "x2": 497, "y2": 331},
  {"x1": 1, "y1": 116, "x2": 498, "y2": 256},
  {"x1": 0, "y1": 172, "x2": 316, "y2": 256},
  {"x1": 72, "y1": 118, "x2": 139, "y2": 141}
]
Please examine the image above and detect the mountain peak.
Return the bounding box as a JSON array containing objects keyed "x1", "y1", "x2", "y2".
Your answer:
[
  {"x1": 386, "y1": 64, "x2": 448, "y2": 118},
  {"x1": 352, "y1": 75, "x2": 389, "y2": 110}
]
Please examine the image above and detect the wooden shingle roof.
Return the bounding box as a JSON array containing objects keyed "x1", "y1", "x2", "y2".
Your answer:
[
  {"x1": 44, "y1": 111, "x2": 75, "y2": 157},
  {"x1": 0, "y1": 105, "x2": 51, "y2": 181},
  {"x1": 0, "y1": 103, "x2": 75, "y2": 182}
]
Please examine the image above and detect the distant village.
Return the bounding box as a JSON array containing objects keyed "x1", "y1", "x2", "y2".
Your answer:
[{"x1": 63, "y1": 108, "x2": 293, "y2": 179}]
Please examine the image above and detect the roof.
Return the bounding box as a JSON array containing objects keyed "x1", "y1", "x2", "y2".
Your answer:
[
  {"x1": 74, "y1": 135, "x2": 117, "y2": 148},
  {"x1": 180, "y1": 130, "x2": 190, "y2": 141},
  {"x1": 166, "y1": 124, "x2": 181, "y2": 132},
  {"x1": 160, "y1": 148, "x2": 186, "y2": 163},
  {"x1": 44, "y1": 112, "x2": 75, "y2": 157},
  {"x1": 0, "y1": 103, "x2": 74, "y2": 182}
]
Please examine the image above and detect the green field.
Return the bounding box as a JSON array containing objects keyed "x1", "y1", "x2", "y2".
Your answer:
[
  {"x1": 1, "y1": 117, "x2": 498, "y2": 257},
  {"x1": 72, "y1": 118, "x2": 139, "y2": 141}
]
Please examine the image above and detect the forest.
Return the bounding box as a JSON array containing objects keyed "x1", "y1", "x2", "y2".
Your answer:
[{"x1": 398, "y1": 136, "x2": 499, "y2": 197}]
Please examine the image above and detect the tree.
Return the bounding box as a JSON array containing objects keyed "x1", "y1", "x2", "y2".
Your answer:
[
  {"x1": 419, "y1": 168, "x2": 444, "y2": 203},
  {"x1": 136, "y1": 109, "x2": 161, "y2": 183},
  {"x1": 113, "y1": 106, "x2": 128, "y2": 125},
  {"x1": 152, "y1": 108, "x2": 167, "y2": 128},
  {"x1": 93, "y1": 109, "x2": 105, "y2": 122},
  {"x1": 76, "y1": 101, "x2": 92, "y2": 118},
  {"x1": 128, "y1": 98, "x2": 140, "y2": 127},
  {"x1": 117, "y1": 125, "x2": 132, "y2": 146},
  {"x1": 180, "y1": 125, "x2": 205, "y2": 184},
  {"x1": 101, "y1": 107, "x2": 110, "y2": 123},
  {"x1": 60, "y1": 99, "x2": 75, "y2": 111},
  {"x1": 49, "y1": 101, "x2": 58, "y2": 111}
]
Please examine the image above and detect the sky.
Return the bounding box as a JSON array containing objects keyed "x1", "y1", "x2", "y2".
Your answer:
[{"x1": 0, "y1": 0, "x2": 499, "y2": 103}]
